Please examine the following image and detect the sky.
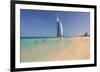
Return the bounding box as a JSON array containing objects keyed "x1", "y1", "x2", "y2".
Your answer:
[{"x1": 20, "y1": 9, "x2": 90, "y2": 37}]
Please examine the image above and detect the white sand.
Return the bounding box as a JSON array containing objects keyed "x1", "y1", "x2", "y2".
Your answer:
[{"x1": 47, "y1": 37, "x2": 90, "y2": 60}]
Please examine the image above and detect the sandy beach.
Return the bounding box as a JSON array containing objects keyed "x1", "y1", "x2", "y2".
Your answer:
[
  {"x1": 47, "y1": 37, "x2": 90, "y2": 61},
  {"x1": 21, "y1": 37, "x2": 90, "y2": 62}
]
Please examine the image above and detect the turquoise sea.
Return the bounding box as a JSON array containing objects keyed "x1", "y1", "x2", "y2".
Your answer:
[{"x1": 20, "y1": 37, "x2": 72, "y2": 62}]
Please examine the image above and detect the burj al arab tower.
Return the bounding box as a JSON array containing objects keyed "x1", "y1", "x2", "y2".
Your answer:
[{"x1": 57, "y1": 16, "x2": 64, "y2": 37}]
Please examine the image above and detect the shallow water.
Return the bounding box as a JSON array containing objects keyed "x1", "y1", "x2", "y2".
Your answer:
[{"x1": 20, "y1": 37, "x2": 72, "y2": 62}]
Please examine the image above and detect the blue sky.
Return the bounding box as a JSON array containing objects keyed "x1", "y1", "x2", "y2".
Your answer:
[{"x1": 20, "y1": 9, "x2": 90, "y2": 37}]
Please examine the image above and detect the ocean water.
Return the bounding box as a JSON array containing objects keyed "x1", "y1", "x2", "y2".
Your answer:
[{"x1": 20, "y1": 37, "x2": 72, "y2": 62}]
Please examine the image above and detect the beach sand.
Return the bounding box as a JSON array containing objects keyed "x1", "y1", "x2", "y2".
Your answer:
[{"x1": 47, "y1": 37, "x2": 90, "y2": 61}]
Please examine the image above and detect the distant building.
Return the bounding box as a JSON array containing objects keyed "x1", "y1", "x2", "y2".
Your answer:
[
  {"x1": 56, "y1": 16, "x2": 64, "y2": 37},
  {"x1": 83, "y1": 32, "x2": 90, "y2": 37},
  {"x1": 81, "y1": 32, "x2": 90, "y2": 37}
]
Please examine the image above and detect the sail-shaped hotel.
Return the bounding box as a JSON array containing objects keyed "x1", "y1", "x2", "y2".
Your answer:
[{"x1": 57, "y1": 16, "x2": 64, "y2": 37}]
